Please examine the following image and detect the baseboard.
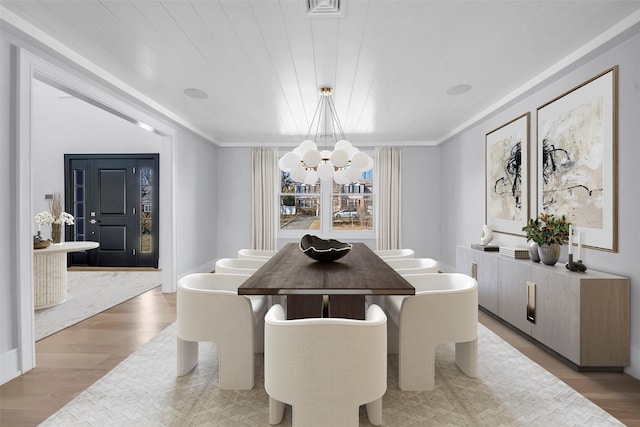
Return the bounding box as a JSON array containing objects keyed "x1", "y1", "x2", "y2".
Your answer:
[{"x1": 1, "y1": 348, "x2": 21, "y2": 385}]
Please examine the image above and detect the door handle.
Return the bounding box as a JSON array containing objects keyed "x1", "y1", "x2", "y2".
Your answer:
[{"x1": 90, "y1": 219, "x2": 101, "y2": 224}]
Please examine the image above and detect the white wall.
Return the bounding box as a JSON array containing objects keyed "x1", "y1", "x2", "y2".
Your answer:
[
  {"x1": 215, "y1": 147, "x2": 253, "y2": 259},
  {"x1": 440, "y1": 29, "x2": 640, "y2": 377},
  {"x1": 175, "y1": 128, "x2": 219, "y2": 275}
]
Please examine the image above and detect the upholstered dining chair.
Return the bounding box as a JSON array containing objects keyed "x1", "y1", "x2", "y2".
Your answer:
[
  {"x1": 384, "y1": 257, "x2": 439, "y2": 275},
  {"x1": 214, "y1": 257, "x2": 267, "y2": 275},
  {"x1": 264, "y1": 304, "x2": 387, "y2": 427},
  {"x1": 176, "y1": 273, "x2": 268, "y2": 390},
  {"x1": 374, "y1": 248, "x2": 415, "y2": 259},
  {"x1": 237, "y1": 248, "x2": 278, "y2": 259},
  {"x1": 384, "y1": 273, "x2": 478, "y2": 391}
]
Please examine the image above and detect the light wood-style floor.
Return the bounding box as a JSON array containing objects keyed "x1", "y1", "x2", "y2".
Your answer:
[{"x1": 1, "y1": 288, "x2": 639, "y2": 426}]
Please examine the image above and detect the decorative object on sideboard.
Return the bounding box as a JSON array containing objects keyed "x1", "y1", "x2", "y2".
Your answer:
[
  {"x1": 527, "y1": 241, "x2": 540, "y2": 262},
  {"x1": 480, "y1": 224, "x2": 494, "y2": 245},
  {"x1": 299, "y1": 234, "x2": 352, "y2": 262},
  {"x1": 278, "y1": 87, "x2": 373, "y2": 185},
  {"x1": 522, "y1": 212, "x2": 570, "y2": 266},
  {"x1": 35, "y1": 193, "x2": 75, "y2": 244},
  {"x1": 565, "y1": 225, "x2": 587, "y2": 271},
  {"x1": 33, "y1": 231, "x2": 51, "y2": 249}
]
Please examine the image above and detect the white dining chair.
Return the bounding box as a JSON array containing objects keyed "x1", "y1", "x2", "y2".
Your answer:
[
  {"x1": 374, "y1": 248, "x2": 415, "y2": 259},
  {"x1": 384, "y1": 273, "x2": 478, "y2": 391},
  {"x1": 264, "y1": 304, "x2": 387, "y2": 427},
  {"x1": 237, "y1": 248, "x2": 278, "y2": 259},
  {"x1": 214, "y1": 257, "x2": 267, "y2": 275},
  {"x1": 385, "y1": 257, "x2": 439, "y2": 275},
  {"x1": 177, "y1": 273, "x2": 268, "y2": 390}
]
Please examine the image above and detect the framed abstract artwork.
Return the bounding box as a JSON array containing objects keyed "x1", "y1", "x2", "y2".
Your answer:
[
  {"x1": 536, "y1": 66, "x2": 618, "y2": 252},
  {"x1": 485, "y1": 113, "x2": 530, "y2": 236}
]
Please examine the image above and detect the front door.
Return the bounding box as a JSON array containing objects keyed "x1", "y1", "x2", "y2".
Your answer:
[{"x1": 65, "y1": 154, "x2": 159, "y2": 268}]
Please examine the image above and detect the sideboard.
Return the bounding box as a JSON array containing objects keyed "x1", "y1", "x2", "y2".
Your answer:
[{"x1": 456, "y1": 245, "x2": 630, "y2": 371}]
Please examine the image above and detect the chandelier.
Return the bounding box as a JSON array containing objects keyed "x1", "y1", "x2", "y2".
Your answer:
[{"x1": 278, "y1": 87, "x2": 373, "y2": 185}]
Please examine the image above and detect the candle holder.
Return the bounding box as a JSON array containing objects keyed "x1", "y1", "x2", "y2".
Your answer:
[{"x1": 565, "y1": 254, "x2": 587, "y2": 272}]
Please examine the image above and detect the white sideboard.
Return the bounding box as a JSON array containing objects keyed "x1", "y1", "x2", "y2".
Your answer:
[
  {"x1": 456, "y1": 245, "x2": 630, "y2": 371},
  {"x1": 33, "y1": 241, "x2": 99, "y2": 309}
]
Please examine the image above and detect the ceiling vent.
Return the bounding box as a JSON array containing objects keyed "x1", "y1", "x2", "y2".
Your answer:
[{"x1": 306, "y1": 0, "x2": 344, "y2": 17}]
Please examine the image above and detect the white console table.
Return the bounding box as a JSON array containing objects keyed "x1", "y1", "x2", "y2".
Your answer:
[{"x1": 33, "y1": 241, "x2": 99, "y2": 310}]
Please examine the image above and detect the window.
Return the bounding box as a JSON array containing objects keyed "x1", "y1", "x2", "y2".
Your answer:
[{"x1": 279, "y1": 155, "x2": 374, "y2": 237}]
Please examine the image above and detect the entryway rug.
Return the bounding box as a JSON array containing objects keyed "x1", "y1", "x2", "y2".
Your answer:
[
  {"x1": 38, "y1": 321, "x2": 621, "y2": 426},
  {"x1": 35, "y1": 270, "x2": 162, "y2": 340}
]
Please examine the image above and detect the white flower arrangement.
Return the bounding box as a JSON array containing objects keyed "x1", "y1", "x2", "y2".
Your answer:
[
  {"x1": 34, "y1": 193, "x2": 75, "y2": 233},
  {"x1": 34, "y1": 211, "x2": 74, "y2": 225}
]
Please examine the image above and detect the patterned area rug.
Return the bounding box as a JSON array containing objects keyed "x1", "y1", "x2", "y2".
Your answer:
[
  {"x1": 39, "y1": 322, "x2": 622, "y2": 426},
  {"x1": 35, "y1": 270, "x2": 162, "y2": 340}
]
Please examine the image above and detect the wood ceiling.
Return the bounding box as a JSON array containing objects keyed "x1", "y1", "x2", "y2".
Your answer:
[{"x1": 2, "y1": 1, "x2": 640, "y2": 146}]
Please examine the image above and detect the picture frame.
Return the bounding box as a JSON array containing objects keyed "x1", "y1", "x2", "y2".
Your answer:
[
  {"x1": 485, "y1": 112, "x2": 530, "y2": 236},
  {"x1": 536, "y1": 66, "x2": 617, "y2": 252}
]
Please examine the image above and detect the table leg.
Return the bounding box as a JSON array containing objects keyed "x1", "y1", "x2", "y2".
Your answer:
[
  {"x1": 34, "y1": 252, "x2": 67, "y2": 310},
  {"x1": 328, "y1": 295, "x2": 366, "y2": 320},
  {"x1": 287, "y1": 295, "x2": 323, "y2": 319}
]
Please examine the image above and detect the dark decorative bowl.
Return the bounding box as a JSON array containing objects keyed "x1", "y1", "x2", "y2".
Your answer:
[{"x1": 299, "y1": 234, "x2": 352, "y2": 262}]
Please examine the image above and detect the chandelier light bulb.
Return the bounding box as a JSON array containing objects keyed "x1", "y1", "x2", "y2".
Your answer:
[
  {"x1": 334, "y1": 139, "x2": 352, "y2": 152},
  {"x1": 333, "y1": 169, "x2": 348, "y2": 185},
  {"x1": 330, "y1": 149, "x2": 349, "y2": 167},
  {"x1": 302, "y1": 149, "x2": 321, "y2": 168},
  {"x1": 278, "y1": 157, "x2": 290, "y2": 172},
  {"x1": 290, "y1": 165, "x2": 307, "y2": 182},
  {"x1": 304, "y1": 169, "x2": 319, "y2": 185},
  {"x1": 345, "y1": 165, "x2": 362, "y2": 182},
  {"x1": 351, "y1": 151, "x2": 369, "y2": 169},
  {"x1": 282, "y1": 152, "x2": 301, "y2": 169},
  {"x1": 317, "y1": 162, "x2": 334, "y2": 181},
  {"x1": 299, "y1": 140, "x2": 317, "y2": 153}
]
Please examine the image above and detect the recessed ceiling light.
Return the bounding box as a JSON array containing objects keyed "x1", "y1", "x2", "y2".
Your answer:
[
  {"x1": 184, "y1": 88, "x2": 208, "y2": 99},
  {"x1": 446, "y1": 84, "x2": 472, "y2": 96}
]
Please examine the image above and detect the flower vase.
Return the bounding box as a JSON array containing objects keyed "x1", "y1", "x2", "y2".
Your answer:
[
  {"x1": 51, "y1": 223, "x2": 63, "y2": 244},
  {"x1": 537, "y1": 243, "x2": 560, "y2": 266}
]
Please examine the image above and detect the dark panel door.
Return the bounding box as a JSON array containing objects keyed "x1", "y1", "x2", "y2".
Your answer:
[
  {"x1": 89, "y1": 158, "x2": 136, "y2": 266},
  {"x1": 65, "y1": 154, "x2": 159, "y2": 268}
]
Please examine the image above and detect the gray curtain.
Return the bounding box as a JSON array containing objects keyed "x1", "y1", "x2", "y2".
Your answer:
[
  {"x1": 251, "y1": 147, "x2": 278, "y2": 250},
  {"x1": 375, "y1": 147, "x2": 402, "y2": 250}
]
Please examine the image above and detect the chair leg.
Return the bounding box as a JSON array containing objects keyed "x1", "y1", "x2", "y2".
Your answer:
[
  {"x1": 399, "y1": 343, "x2": 437, "y2": 391},
  {"x1": 366, "y1": 397, "x2": 383, "y2": 425},
  {"x1": 176, "y1": 338, "x2": 199, "y2": 376},
  {"x1": 254, "y1": 318, "x2": 265, "y2": 354},
  {"x1": 455, "y1": 338, "x2": 478, "y2": 378},
  {"x1": 218, "y1": 344, "x2": 254, "y2": 390},
  {"x1": 268, "y1": 397, "x2": 285, "y2": 425}
]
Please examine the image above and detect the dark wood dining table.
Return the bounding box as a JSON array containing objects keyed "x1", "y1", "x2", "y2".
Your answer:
[{"x1": 237, "y1": 242, "x2": 415, "y2": 319}]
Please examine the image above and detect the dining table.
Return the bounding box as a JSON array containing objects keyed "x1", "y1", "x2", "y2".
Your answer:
[{"x1": 238, "y1": 242, "x2": 415, "y2": 319}]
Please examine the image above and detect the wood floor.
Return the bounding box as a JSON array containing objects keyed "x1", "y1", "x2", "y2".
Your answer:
[{"x1": 1, "y1": 288, "x2": 639, "y2": 426}]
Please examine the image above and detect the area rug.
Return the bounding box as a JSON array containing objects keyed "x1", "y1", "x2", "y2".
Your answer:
[
  {"x1": 39, "y1": 322, "x2": 621, "y2": 426},
  {"x1": 35, "y1": 270, "x2": 162, "y2": 340}
]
